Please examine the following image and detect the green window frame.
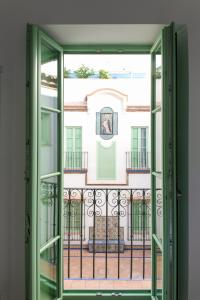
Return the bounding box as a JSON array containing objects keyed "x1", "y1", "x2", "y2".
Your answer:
[
  {"x1": 131, "y1": 127, "x2": 149, "y2": 169},
  {"x1": 64, "y1": 126, "x2": 82, "y2": 169},
  {"x1": 26, "y1": 23, "x2": 188, "y2": 300}
]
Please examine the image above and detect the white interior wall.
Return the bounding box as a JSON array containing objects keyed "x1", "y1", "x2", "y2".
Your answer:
[{"x1": 0, "y1": 2, "x2": 199, "y2": 299}]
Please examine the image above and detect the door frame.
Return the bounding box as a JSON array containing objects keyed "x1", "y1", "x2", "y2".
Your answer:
[{"x1": 26, "y1": 24, "x2": 188, "y2": 300}]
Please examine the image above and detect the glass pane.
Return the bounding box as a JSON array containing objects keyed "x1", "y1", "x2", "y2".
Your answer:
[
  {"x1": 155, "y1": 47, "x2": 162, "y2": 108},
  {"x1": 41, "y1": 42, "x2": 59, "y2": 109},
  {"x1": 40, "y1": 111, "x2": 58, "y2": 176},
  {"x1": 155, "y1": 111, "x2": 162, "y2": 172},
  {"x1": 156, "y1": 244, "x2": 163, "y2": 296},
  {"x1": 40, "y1": 177, "x2": 59, "y2": 246},
  {"x1": 40, "y1": 241, "x2": 58, "y2": 299},
  {"x1": 156, "y1": 176, "x2": 163, "y2": 241}
]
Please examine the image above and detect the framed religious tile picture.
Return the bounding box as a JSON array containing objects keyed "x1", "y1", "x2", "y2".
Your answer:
[{"x1": 96, "y1": 107, "x2": 118, "y2": 140}]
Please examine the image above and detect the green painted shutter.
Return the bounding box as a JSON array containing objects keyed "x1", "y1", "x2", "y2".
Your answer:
[
  {"x1": 131, "y1": 127, "x2": 138, "y2": 168},
  {"x1": 151, "y1": 23, "x2": 177, "y2": 300},
  {"x1": 75, "y1": 127, "x2": 82, "y2": 168},
  {"x1": 141, "y1": 128, "x2": 147, "y2": 168},
  {"x1": 26, "y1": 25, "x2": 63, "y2": 300},
  {"x1": 65, "y1": 127, "x2": 82, "y2": 169},
  {"x1": 65, "y1": 127, "x2": 73, "y2": 168}
]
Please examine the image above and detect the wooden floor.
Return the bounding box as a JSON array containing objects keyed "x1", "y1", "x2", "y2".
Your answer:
[{"x1": 64, "y1": 248, "x2": 162, "y2": 290}]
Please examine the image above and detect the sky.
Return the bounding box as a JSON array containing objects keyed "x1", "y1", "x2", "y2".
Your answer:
[{"x1": 41, "y1": 54, "x2": 151, "y2": 76}]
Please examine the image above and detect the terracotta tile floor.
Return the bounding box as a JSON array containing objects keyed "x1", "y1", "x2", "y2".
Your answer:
[{"x1": 63, "y1": 249, "x2": 162, "y2": 290}]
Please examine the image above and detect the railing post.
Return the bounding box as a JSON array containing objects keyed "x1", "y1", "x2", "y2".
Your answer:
[
  {"x1": 80, "y1": 189, "x2": 83, "y2": 278},
  {"x1": 130, "y1": 189, "x2": 133, "y2": 279},
  {"x1": 117, "y1": 189, "x2": 120, "y2": 279},
  {"x1": 67, "y1": 189, "x2": 71, "y2": 278},
  {"x1": 142, "y1": 189, "x2": 146, "y2": 279},
  {"x1": 105, "y1": 189, "x2": 108, "y2": 279},
  {"x1": 93, "y1": 189, "x2": 96, "y2": 279}
]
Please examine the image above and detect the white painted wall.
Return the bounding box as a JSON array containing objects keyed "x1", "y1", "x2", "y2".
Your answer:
[
  {"x1": 0, "y1": 2, "x2": 199, "y2": 299},
  {"x1": 64, "y1": 76, "x2": 151, "y2": 187}
]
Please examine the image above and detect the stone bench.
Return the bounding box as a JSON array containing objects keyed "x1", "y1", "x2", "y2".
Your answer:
[{"x1": 88, "y1": 216, "x2": 125, "y2": 253}]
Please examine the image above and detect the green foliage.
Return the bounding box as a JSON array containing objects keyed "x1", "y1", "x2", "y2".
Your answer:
[
  {"x1": 64, "y1": 68, "x2": 71, "y2": 78},
  {"x1": 75, "y1": 64, "x2": 95, "y2": 78},
  {"x1": 99, "y1": 69, "x2": 110, "y2": 79}
]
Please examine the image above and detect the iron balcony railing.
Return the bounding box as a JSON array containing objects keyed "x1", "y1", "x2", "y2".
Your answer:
[
  {"x1": 40, "y1": 182, "x2": 162, "y2": 280},
  {"x1": 64, "y1": 151, "x2": 88, "y2": 172},
  {"x1": 126, "y1": 151, "x2": 150, "y2": 171},
  {"x1": 63, "y1": 188, "x2": 162, "y2": 280}
]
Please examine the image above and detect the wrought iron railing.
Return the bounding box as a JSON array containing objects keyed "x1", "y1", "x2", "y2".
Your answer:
[
  {"x1": 63, "y1": 188, "x2": 162, "y2": 280},
  {"x1": 39, "y1": 183, "x2": 162, "y2": 280},
  {"x1": 126, "y1": 151, "x2": 150, "y2": 171},
  {"x1": 64, "y1": 151, "x2": 88, "y2": 172}
]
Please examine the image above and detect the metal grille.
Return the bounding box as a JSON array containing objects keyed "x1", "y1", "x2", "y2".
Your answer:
[{"x1": 63, "y1": 188, "x2": 162, "y2": 280}]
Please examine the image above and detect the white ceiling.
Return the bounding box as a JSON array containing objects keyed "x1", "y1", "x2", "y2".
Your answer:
[{"x1": 41, "y1": 24, "x2": 164, "y2": 45}]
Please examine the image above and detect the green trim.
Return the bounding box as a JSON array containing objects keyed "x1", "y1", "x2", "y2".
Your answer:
[
  {"x1": 176, "y1": 25, "x2": 188, "y2": 300},
  {"x1": 40, "y1": 172, "x2": 61, "y2": 180},
  {"x1": 151, "y1": 36, "x2": 161, "y2": 298},
  {"x1": 63, "y1": 44, "x2": 152, "y2": 54},
  {"x1": 63, "y1": 296, "x2": 151, "y2": 300},
  {"x1": 152, "y1": 106, "x2": 161, "y2": 114},
  {"x1": 63, "y1": 289, "x2": 152, "y2": 299},
  {"x1": 26, "y1": 23, "x2": 38, "y2": 300},
  {"x1": 153, "y1": 234, "x2": 163, "y2": 252},
  {"x1": 40, "y1": 236, "x2": 60, "y2": 254},
  {"x1": 41, "y1": 106, "x2": 61, "y2": 114}
]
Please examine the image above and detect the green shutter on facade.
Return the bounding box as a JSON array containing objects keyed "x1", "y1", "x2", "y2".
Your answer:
[
  {"x1": 131, "y1": 127, "x2": 148, "y2": 169},
  {"x1": 65, "y1": 127, "x2": 82, "y2": 169},
  {"x1": 131, "y1": 127, "x2": 139, "y2": 168}
]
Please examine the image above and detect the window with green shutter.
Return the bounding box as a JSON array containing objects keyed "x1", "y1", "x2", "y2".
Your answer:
[
  {"x1": 65, "y1": 127, "x2": 82, "y2": 169},
  {"x1": 131, "y1": 127, "x2": 149, "y2": 170}
]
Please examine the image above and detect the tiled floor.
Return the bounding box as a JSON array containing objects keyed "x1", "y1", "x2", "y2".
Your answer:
[{"x1": 63, "y1": 248, "x2": 162, "y2": 290}]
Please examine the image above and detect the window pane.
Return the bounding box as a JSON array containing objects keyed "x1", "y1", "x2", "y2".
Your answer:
[
  {"x1": 155, "y1": 47, "x2": 162, "y2": 108},
  {"x1": 41, "y1": 112, "x2": 51, "y2": 145},
  {"x1": 40, "y1": 111, "x2": 58, "y2": 176},
  {"x1": 41, "y1": 42, "x2": 59, "y2": 109},
  {"x1": 40, "y1": 176, "x2": 59, "y2": 246},
  {"x1": 156, "y1": 244, "x2": 162, "y2": 297},
  {"x1": 155, "y1": 112, "x2": 162, "y2": 172},
  {"x1": 156, "y1": 176, "x2": 163, "y2": 242},
  {"x1": 40, "y1": 241, "x2": 58, "y2": 299}
]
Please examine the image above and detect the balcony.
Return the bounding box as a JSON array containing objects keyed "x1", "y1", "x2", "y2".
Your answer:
[
  {"x1": 126, "y1": 151, "x2": 150, "y2": 173},
  {"x1": 40, "y1": 184, "x2": 162, "y2": 289},
  {"x1": 63, "y1": 188, "x2": 162, "y2": 285},
  {"x1": 64, "y1": 151, "x2": 88, "y2": 173}
]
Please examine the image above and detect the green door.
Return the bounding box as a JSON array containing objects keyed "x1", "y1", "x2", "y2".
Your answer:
[
  {"x1": 151, "y1": 24, "x2": 176, "y2": 300},
  {"x1": 26, "y1": 25, "x2": 63, "y2": 300},
  {"x1": 65, "y1": 127, "x2": 82, "y2": 169}
]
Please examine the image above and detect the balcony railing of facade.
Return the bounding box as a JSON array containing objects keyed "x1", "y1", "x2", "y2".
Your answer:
[
  {"x1": 40, "y1": 183, "x2": 162, "y2": 280},
  {"x1": 126, "y1": 151, "x2": 150, "y2": 172},
  {"x1": 64, "y1": 151, "x2": 88, "y2": 173},
  {"x1": 63, "y1": 188, "x2": 162, "y2": 280}
]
